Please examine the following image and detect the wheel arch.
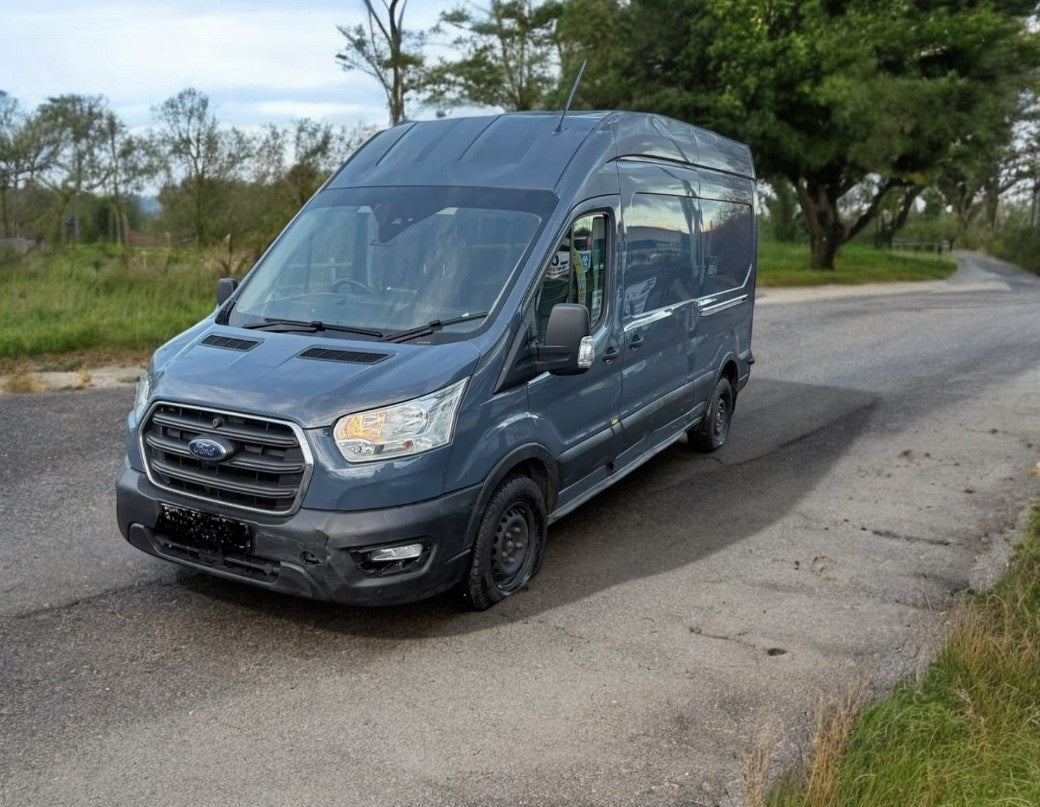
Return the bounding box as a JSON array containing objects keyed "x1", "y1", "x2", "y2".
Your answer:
[
  {"x1": 717, "y1": 353, "x2": 741, "y2": 403},
  {"x1": 459, "y1": 443, "x2": 559, "y2": 558}
]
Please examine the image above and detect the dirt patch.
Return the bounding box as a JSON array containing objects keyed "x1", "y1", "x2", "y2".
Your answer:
[{"x1": 0, "y1": 364, "x2": 142, "y2": 395}]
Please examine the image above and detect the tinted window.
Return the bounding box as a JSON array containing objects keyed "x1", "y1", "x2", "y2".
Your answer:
[
  {"x1": 535, "y1": 212, "x2": 608, "y2": 341},
  {"x1": 624, "y1": 194, "x2": 698, "y2": 318},
  {"x1": 699, "y1": 200, "x2": 753, "y2": 295}
]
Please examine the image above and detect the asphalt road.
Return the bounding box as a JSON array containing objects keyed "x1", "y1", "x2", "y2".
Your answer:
[{"x1": 2, "y1": 252, "x2": 1039, "y2": 806}]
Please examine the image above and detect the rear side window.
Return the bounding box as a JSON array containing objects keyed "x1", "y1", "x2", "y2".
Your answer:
[
  {"x1": 699, "y1": 200, "x2": 753, "y2": 295},
  {"x1": 535, "y1": 212, "x2": 608, "y2": 341},
  {"x1": 624, "y1": 194, "x2": 698, "y2": 318}
]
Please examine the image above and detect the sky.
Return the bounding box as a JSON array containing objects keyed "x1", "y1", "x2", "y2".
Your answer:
[{"x1": 1, "y1": 0, "x2": 454, "y2": 132}]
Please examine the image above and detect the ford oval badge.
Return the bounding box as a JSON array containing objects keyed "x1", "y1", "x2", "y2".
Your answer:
[{"x1": 187, "y1": 436, "x2": 234, "y2": 462}]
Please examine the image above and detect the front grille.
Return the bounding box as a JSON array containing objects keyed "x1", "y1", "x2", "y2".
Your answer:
[{"x1": 142, "y1": 403, "x2": 309, "y2": 514}]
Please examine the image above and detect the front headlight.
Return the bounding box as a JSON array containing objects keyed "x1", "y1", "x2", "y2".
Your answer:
[
  {"x1": 333, "y1": 379, "x2": 467, "y2": 463},
  {"x1": 132, "y1": 369, "x2": 155, "y2": 422}
]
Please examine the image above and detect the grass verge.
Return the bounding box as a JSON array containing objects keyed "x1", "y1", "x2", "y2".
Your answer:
[
  {"x1": 0, "y1": 244, "x2": 218, "y2": 361},
  {"x1": 763, "y1": 506, "x2": 1040, "y2": 806},
  {"x1": 758, "y1": 239, "x2": 956, "y2": 287}
]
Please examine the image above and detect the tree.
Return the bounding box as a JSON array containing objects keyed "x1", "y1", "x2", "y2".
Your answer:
[
  {"x1": 0, "y1": 93, "x2": 57, "y2": 237},
  {"x1": 423, "y1": 1, "x2": 563, "y2": 112},
  {"x1": 248, "y1": 119, "x2": 376, "y2": 238},
  {"x1": 336, "y1": 0, "x2": 424, "y2": 125},
  {"x1": 100, "y1": 111, "x2": 158, "y2": 245},
  {"x1": 554, "y1": 0, "x2": 626, "y2": 108},
  {"x1": 762, "y1": 179, "x2": 803, "y2": 243},
  {"x1": 36, "y1": 94, "x2": 113, "y2": 243},
  {"x1": 0, "y1": 92, "x2": 23, "y2": 236},
  {"x1": 707, "y1": 0, "x2": 1036, "y2": 268},
  {"x1": 153, "y1": 88, "x2": 251, "y2": 243},
  {"x1": 935, "y1": 95, "x2": 1039, "y2": 236},
  {"x1": 564, "y1": 0, "x2": 1039, "y2": 268}
]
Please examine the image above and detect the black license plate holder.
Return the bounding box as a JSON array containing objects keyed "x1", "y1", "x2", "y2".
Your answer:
[{"x1": 156, "y1": 505, "x2": 252, "y2": 553}]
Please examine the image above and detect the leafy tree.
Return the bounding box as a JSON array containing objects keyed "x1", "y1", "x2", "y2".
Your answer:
[
  {"x1": 423, "y1": 1, "x2": 563, "y2": 112},
  {"x1": 554, "y1": 0, "x2": 626, "y2": 107},
  {"x1": 153, "y1": 88, "x2": 251, "y2": 244},
  {"x1": 936, "y1": 96, "x2": 1039, "y2": 236},
  {"x1": 564, "y1": 0, "x2": 1039, "y2": 268},
  {"x1": 280, "y1": 119, "x2": 372, "y2": 206},
  {"x1": 710, "y1": 0, "x2": 1035, "y2": 267},
  {"x1": 336, "y1": 0, "x2": 425, "y2": 125},
  {"x1": 0, "y1": 92, "x2": 23, "y2": 236},
  {"x1": 248, "y1": 119, "x2": 376, "y2": 239},
  {"x1": 99, "y1": 111, "x2": 158, "y2": 245},
  {"x1": 763, "y1": 179, "x2": 803, "y2": 243},
  {"x1": 0, "y1": 93, "x2": 59, "y2": 238},
  {"x1": 35, "y1": 94, "x2": 114, "y2": 243}
]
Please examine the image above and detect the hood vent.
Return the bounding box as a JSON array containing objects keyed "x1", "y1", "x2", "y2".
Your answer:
[
  {"x1": 299, "y1": 347, "x2": 389, "y2": 365},
  {"x1": 200, "y1": 334, "x2": 261, "y2": 352}
]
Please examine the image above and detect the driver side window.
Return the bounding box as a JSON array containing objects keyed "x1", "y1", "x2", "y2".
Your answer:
[{"x1": 534, "y1": 212, "x2": 608, "y2": 342}]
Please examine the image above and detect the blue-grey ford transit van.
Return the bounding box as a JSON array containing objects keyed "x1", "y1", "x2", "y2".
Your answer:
[{"x1": 116, "y1": 111, "x2": 756, "y2": 610}]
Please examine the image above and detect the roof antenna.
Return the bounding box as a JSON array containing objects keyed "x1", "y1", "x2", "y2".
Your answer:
[{"x1": 554, "y1": 59, "x2": 587, "y2": 134}]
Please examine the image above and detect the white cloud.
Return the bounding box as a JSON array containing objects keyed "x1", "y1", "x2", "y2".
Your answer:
[{"x1": 1, "y1": 0, "x2": 446, "y2": 129}]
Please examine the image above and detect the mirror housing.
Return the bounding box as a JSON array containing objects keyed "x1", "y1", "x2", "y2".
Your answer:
[
  {"x1": 216, "y1": 277, "x2": 239, "y2": 305},
  {"x1": 539, "y1": 303, "x2": 593, "y2": 376}
]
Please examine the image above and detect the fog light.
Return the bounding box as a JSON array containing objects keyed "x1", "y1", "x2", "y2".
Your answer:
[{"x1": 367, "y1": 543, "x2": 424, "y2": 563}]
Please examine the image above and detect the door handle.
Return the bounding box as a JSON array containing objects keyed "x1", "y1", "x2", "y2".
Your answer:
[
  {"x1": 603, "y1": 345, "x2": 620, "y2": 363},
  {"x1": 629, "y1": 333, "x2": 645, "y2": 350}
]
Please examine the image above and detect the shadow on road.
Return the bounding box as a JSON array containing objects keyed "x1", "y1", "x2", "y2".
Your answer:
[{"x1": 142, "y1": 377, "x2": 875, "y2": 633}]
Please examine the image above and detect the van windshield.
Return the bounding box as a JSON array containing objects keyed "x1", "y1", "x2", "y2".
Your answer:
[{"x1": 228, "y1": 185, "x2": 557, "y2": 339}]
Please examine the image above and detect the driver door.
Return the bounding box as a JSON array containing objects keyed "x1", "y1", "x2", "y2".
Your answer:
[{"x1": 526, "y1": 202, "x2": 622, "y2": 501}]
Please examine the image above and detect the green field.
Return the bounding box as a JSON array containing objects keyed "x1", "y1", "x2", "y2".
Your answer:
[
  {"x1": 757, "y1": 238, "x2": 956, "y2": 287},
  {"x1": 768, "y1": 507, "x2": 1040, "y2": 807},
  {"x1": 0, "y1": 240, "x2": 957, "y2": 368},
  {"x1": 0, "y1": 245, "x2": 218, "y2": 368}
]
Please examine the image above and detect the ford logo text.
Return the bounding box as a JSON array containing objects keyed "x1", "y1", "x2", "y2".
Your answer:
[{"x1": 187, "y1": 436, "x2": 234, "y2": 462}]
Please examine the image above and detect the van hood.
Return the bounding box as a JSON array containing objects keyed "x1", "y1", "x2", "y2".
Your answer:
[{"x1": 150, "y1": 326, "x2": 482, "y2": 428}]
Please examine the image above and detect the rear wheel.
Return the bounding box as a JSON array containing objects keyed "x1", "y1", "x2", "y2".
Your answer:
[
  {"x1": 689, "y1": 376, "x2": 734, "y2": 453},
  {"x1": 463, "y1": 474, "x2": 546, "y2": 611}
]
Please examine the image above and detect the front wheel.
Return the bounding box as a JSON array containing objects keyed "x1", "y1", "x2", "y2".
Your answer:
[
  {"x1": 463, "y1": 474, "x2": 547, "y2": 611},
  {"x1": 689, "y1": 376, "x2": 734, "y2": 453}
]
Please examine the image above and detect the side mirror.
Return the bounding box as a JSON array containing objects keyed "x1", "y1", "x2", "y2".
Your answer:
[
  {"x1": 216, "y1": 277, "x2": 239, "y2": 305},
  {"x1": 540, "y1": 303, "x2": 594, "y2": 376}
]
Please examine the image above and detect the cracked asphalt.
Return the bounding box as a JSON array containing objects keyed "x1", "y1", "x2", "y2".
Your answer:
[{"x1": 2, "y1": 252, "x2": 1039, "y2": 806}]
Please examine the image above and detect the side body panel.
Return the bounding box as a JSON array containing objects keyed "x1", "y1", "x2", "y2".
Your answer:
[
  {"x1": 691, "y1": 170, "x2": 758, "y2": 400},
  {"x1": 615, "y1": 162, "x2": 703, "y2": 465},
  {"x1": 615, "y1": 158, "x2": 757, "y2": 466}
]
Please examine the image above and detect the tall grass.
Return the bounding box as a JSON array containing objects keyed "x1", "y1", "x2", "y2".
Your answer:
[
  {"x1": 0, "y1": 245, "x2": 218, "y2": 360},
  {"x1": 765, "y1": 508, "x2": 1040, "y2": 806}
]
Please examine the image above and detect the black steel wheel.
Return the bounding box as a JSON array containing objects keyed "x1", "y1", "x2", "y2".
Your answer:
[
  {"x1": 689, "y1": 376, "x2": 734, "y2": 453},
  {"x1": 463, "y1": 474, "x2": 546, "y2": 610}
]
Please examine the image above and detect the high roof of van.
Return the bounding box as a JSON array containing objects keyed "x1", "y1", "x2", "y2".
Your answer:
[{"x1": 327, "y1": 111, "x2": 755, "y2": 192}]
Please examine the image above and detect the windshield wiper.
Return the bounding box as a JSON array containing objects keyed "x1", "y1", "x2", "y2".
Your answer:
[
  {"x1": 242, "y1": 318, "x2": 385, "y2": 339},
  {"x1": 386, "y1": 312, "x2": 490, "y2": 343}
]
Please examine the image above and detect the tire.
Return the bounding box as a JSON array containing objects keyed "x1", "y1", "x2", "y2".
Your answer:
[
  {"x1": 463, "y1": 474, "x2": 547, "y2": 611},
  {"x1": 689, "y1": 376, "x2": 734, "y2": 453}
]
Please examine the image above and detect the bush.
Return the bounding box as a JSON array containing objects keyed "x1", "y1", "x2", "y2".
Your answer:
[{"x1": 992, "y1": 220, "x2": 1040, "y2": 274}]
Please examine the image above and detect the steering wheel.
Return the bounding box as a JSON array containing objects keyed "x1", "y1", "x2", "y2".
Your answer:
[{"x1": 332, "y1": 277, "x2": 375, "y2": 295}]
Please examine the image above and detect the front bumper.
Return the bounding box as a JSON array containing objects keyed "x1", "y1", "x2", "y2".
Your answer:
[{"x1": 116, "y1": 465, "x2": 479, "y2": 605}]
